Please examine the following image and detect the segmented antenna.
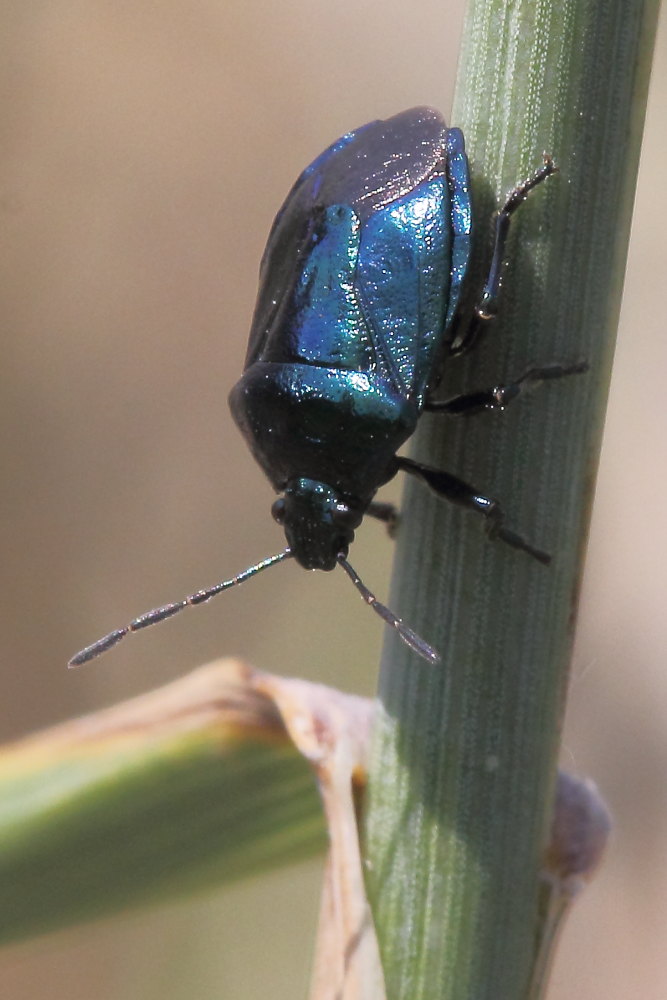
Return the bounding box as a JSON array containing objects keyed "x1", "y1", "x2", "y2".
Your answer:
[
  {"x1": 337, "y1": 554, "x2": 440, "y2": 665},
  {"x1": 69, "y1": 547, "x2": 440, "y2": 668},
  {"x1": 68, "y1": 549, "x2": 293, "y2": 668}
]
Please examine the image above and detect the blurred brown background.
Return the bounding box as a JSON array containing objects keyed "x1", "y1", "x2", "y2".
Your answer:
[{"x1": 1, "y1": 2, "x2": 665, "y2": 997}]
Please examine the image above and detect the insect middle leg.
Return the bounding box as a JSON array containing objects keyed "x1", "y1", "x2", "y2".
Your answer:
[
  {"x1": 425, "y1": 361, "x2": 587, "y2": 416},
  {"x1": 395, "y1": 456, "x2": 550, "y2": 563},
  {"x1": 451, "y1": 156, "x2": 558, "y2": 356}
]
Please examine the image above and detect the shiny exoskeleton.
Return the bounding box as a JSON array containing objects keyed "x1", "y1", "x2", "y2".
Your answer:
[
  {"x1": 229, "y1": 108, "x2": 469, "y2": 573},
  {"x1": 70, "y1": 107, "x2": 583, "y2": 669}
]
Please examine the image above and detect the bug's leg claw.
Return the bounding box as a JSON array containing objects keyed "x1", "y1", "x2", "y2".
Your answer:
[{"x1": 485, "y1": 510, "x2": 551, "y2": 564}]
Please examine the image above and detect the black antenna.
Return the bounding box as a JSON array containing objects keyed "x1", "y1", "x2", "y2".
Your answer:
[
  {"x1": 337, "y1": 554, "x2": 440, "y2": 665},
  {"x1": 68, "y1": 549, "x2": 293, "y2": 668}
]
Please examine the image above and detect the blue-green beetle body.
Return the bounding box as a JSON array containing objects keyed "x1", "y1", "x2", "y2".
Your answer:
[
  {"x1": 68, "y1": 108, "x2": 572, "y2": 669},
  {"x1": 229, "y1": 107, "x2": 471, "y2": 570}
]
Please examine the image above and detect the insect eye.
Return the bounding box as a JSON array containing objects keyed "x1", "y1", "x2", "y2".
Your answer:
[{"x1": 271, "y1": 498, "x2": 286, "y2": 524}]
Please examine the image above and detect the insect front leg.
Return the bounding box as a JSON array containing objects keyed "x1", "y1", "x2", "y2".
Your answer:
[
  {"x1": 451, "y1": 156, "x2": 558, "y2": 356},
  {"x1": 366, "y1": 500, "x2": 399, "y2": 538},
  {"x1": 424, "y1": 361, "x2": 588, "y2": 416},
  {"x1": 395, "y1": 456, "x2": 550, "y2": 563}
]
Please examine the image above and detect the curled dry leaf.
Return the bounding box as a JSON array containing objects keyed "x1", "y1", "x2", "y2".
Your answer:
[
  {"x1": 2, "y1": 659, "x2": 289, "y2": 769},
  {"x1": 1, "y1": 659, "x2": 384, "y2": 997},
  {"x1": 254, "y1": 672, "x2": 384, "y2": 1000},
  {"x1": 0, "y1": 660, "x2": 609, "y2": 1000}
]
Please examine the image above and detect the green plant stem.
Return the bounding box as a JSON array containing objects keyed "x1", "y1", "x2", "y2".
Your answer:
[{"x1": 364, "y1": 1, "x2": 660, "y2": 998}]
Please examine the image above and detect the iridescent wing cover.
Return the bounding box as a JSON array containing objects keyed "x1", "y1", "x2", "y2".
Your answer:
[{"x1": 245, "y1": 107, "x2": 471, "y2": 405}]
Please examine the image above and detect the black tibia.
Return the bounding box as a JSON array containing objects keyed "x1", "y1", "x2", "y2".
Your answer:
[
  {"x1": 451, "y1": 157, "x2": 558, "y2": 356},
  {"x1": 396, "y1": 456, "x2": 551, "y2": 564},
  {"x1": 425, "y1": 362, "x2": 588, "y2": 416},
  {"x1": 366, "y1": 500, "x2": 399, "y2": 537}
]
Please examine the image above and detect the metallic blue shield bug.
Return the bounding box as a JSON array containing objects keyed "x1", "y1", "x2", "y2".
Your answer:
[
  {"x1": 229, "y1": 109, "x2": 471, "y2": 579},
  {"x1": 69, "y1": 107, "x2": 582, "y2": 669}
]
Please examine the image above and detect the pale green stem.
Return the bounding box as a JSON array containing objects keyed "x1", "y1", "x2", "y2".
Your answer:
[{"x1": 364, "y1": 1, "x2": 660, "y2": 998}]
